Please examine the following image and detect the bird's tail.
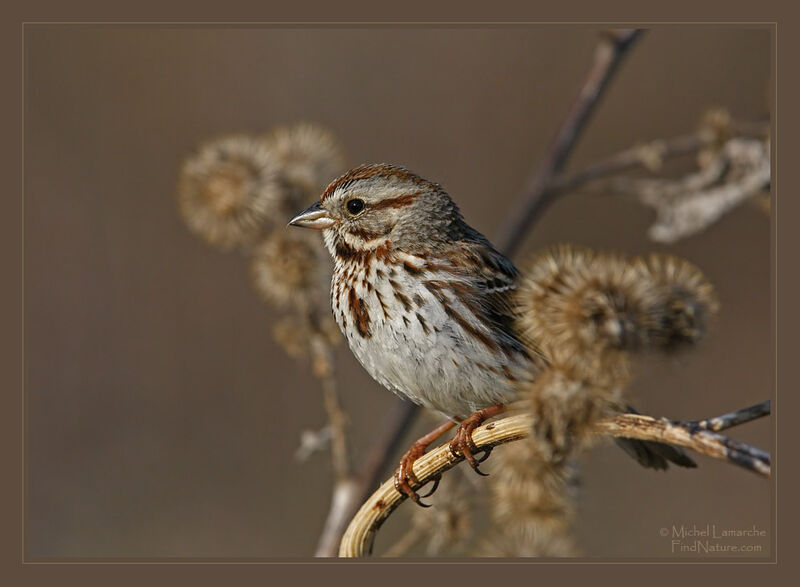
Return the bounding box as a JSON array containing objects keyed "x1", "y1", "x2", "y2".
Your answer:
[{"x1": 614, "y1": 406, "x2": 697, "y2": 470}]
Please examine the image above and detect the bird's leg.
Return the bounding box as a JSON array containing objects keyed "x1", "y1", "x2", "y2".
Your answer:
[
  {"x1": 394, "y1": 420, "x2": 457, "y2": 507},
  {"x1": 449, "y1": 404, "x2": 506, "y2": 476}
]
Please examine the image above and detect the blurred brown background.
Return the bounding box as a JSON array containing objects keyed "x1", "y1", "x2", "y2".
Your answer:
[{"x1": 24, "y1": 25, "x2": 772, "y2": 558}]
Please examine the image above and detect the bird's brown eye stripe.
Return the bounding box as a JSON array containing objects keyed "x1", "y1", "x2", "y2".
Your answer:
[{"x1": 370, "y1": 192, "x2": 422, "y2": 210}]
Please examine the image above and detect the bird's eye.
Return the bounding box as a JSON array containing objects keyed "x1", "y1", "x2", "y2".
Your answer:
[{"x1": 346, "y1": 198, "x2": 365, "y2": 215}]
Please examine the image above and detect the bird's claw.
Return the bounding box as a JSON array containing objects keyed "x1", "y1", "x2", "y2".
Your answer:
[
  {"x1": 448, "y1": 405, "x2": 503, "y2": 476},
  {"x1": 394, "y1": 443, "x2": 440, "y2": 507}
]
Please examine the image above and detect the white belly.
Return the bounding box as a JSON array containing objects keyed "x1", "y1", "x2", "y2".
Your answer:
[{"x1": 331, "y1": 257, "x2": 525, "y2": 419}]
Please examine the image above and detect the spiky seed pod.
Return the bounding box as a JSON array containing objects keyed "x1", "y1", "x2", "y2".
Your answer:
[
  {"x1": 477, "y1": 440, "x2": 579, "y2": 557},
  {"x1": 633, "y1": 253, "x2": 719, "y2": 349},
  {"x1": 515, "y1": 245, "x2": 664, "y2": 379},
  {"x1": 262, "y1": 123, "x2": 346, "y2": 213},
  {"x1": 406, "y1": 466, "x2": 474, "y2": 556},
  {"x1": 271, "y1": 314, "x2": 340, "y2": 360},
  {"x1": 177, "y1": 134, "x2": 285, "y2": 250},
  {"x1": 524, "y1": 363, "x2": 628, "y2": 466},
  {"x1": 250, "y1": 230, "x2": 330, "y2": 309}
]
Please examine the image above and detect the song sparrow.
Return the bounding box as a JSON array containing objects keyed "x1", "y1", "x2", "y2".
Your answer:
[{"x1": 289, "y1": 163, "x2": 693, "y2": 504}]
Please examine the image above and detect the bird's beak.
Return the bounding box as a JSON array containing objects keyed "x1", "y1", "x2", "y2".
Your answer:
[{"x1": 287, "y1": 201, "x2": 335, "y2": 230}]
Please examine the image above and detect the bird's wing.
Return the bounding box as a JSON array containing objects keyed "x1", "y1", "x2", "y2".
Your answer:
[{"x1": 448, "y1": 238, "x2": 536, "y2": 360}]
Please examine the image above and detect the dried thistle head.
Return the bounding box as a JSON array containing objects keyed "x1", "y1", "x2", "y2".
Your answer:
[
  {"x1": 523, "y1": 364, "x2": 626, "y2": 464},
  {"x1": 633, "y1": 253, "x2": 719, "y2": 349},
  {"x1": 408, "y1": 466, "x2": 474, "y2": 556},
  {"x1": 272, "y1": 314, "x2": 340, "y2": 360},
  {"x1": 478, "y1": 440, "x2": 579, "y2": 557},
  {"x1": 477, "y1": 524, "x2": 578, "y2": 558},
  {"x1": 263, "y1": 123, "x2": 346, "y2": 213},
  {"x1": 516, "y1": 245, "x2": 663, "y2": 375},
  {"x1": 177, "y1": 134, "x2": 283, "y2": 250},
  {"x1": 250, "y1": 230, "x2": 330, "y2": 309}
]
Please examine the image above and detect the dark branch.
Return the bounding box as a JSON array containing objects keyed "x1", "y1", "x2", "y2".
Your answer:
[
  {"x1": 686, "y1": 400, "x2": 770, "y2": 433},
  {"x1": 494, "y1": 29, "x2": 644, "y2": 256}
]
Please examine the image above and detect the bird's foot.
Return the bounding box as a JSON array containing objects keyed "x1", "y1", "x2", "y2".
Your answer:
[
  {"x1": 394, "y1": 420, "x2": 455, "y2": 507},
  {"x1": 448, "y1": 404, "x2": 506, "y2": 476}
]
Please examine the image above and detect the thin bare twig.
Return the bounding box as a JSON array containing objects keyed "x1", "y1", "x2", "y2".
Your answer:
[
  {"x1": 313, "y1": 395, "x2": 417, "y2": 557},
  {"x1": 304, "y1": 304, "x2": 357, "y2": 557},
  {"x1": 687, "y1": 400, "x2": 770, "y2": 432},
  {"x1": 495, "y1": 29, "x2": 644, "y2": 256},
  {"x1": 339, "y1": 402, "x2": 771, "y2": 557},
  {"x1": 549, "y1": 119, "x2": 769, "y2": 198}
]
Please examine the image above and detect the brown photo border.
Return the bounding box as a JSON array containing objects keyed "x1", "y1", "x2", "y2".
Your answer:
[{"x1": 2, "y1": 0, "x2": 796, "y2": 584}]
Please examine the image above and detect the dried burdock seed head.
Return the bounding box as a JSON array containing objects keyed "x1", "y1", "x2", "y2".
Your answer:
[
  {"x1": 250, "y1": 230, "x2": 329, "y2": 309},
  {"x1": 477, "y1": 523, "x2": 578, "y2": 558},
  {"x1": 634, "y1": 253, "x2": 719, "y2": 349},
  {"x1": 523, "y1": 365, "x2": 626, "y2": 463},
  {"x1": 516, "y1": 245, "x2": 664, "y2": 371},
  {"x1": 408, "y1": 467, "x2": 473, "y2": 556},
  {"x1": 272, "y1": 314, "x2": 340, "y2": 360},
  {"x1": 263, "y1": 123, "x2": 346, "y2": 212},
  {"x1": 178, "y1": 134, "x2": 282, "y2": 250},
  {"x1": 479, "y1": 440, "x2": 579, "y2": 557}
]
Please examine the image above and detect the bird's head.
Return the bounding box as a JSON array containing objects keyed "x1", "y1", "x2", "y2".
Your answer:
[{"x1": 288, "y1": 163, "x2": 465, "y2": 256}]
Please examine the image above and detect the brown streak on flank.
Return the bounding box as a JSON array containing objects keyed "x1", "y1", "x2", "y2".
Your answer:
[
  {"x1": 394, "y1": 290, "x2": 412, "y2": 311},
  {"x1": 375, "y1": 289, "x2": 391, "y2": 320},
  {"x1": 403, "y1": 261, "x2": 422, "y2": 275},
  {"x1": 426, "y1": 278, "x2": 492, "y2": 329},
  {"x1": 416, "y1": 312, "x2": 430, "y2": 335},
  {"x1": 413, "y1": 293, "x2": 424, "y2": 307},
  {"x1": 402, "y1": 315, "x2": 410, "y2": 327},
  {"x1": 348, "y1": 286, "x2": 371, "y2": 338},
  {"x1": 370, "y1": 191, "x2": 422, "y2": 210},
  {"x1": 423, "y1": 280, "x2": 448, "y2": 304},
  {"x1": 501, "y1": 365, "x2": 517, "y2": 382},
  {"x1": 442, "y1": 303, "x2": 499, "y2": 352}
]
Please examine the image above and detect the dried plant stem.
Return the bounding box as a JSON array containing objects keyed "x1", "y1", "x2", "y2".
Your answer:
[
  {"x1": 495, "y1": 28, "x2": 644, "y2": 256},
  {"x1": 594, "y1": 414, "x2": 770, "y2": 476},
  {"x1": 313, "y1": 390, "x2": 417, "y2": 557},
  {"x1": 549, "y1": 120, "x2": 769, "y2": 199},
  {"x1": 687, "y1": 400, "x2": 770, "y2": 432},
  {"x1": 304, "y1": 305, "x2": 358, "y2": 557},
  {"x1": 339, "y1": 403, "x2": 771, "y2": 557},
  {"x1": 316, "y1": 359, "x2": 350, "y2": 478}
]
